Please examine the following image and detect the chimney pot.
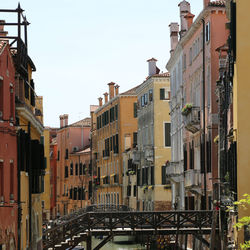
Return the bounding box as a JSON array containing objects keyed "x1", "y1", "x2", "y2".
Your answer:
[
  {"x1": 184, "y1": 12, "x2": 195, "y2": 29},
  {"x1": 103, "y1": 92, "x2": 108, "y2": 103},
  {"x1": 64, "y1": 114, "x2": 69, "y2": 127},
  {"x1": 59, "y1": 115, "x2": 64, "y2": 128},
  {"x1": 169, "y1": 23, "x2": 179, "y2": 55},
  {"x1": 178, "y1": 0, "x2": 191, "y2": 38},
  {"x1": 0, "y1": 20, "x2": 8, "y2": 37},
  {"x1": 204, "y1": 0, "x2": 210, "y2": 8},
  {"x1": 115, "y1": 85, "x2": 120, "y2": 96},
  {"x1": 108, "y1": 82, "x2": 115, "y2": 100},
  {"x1": 98, "y1": 97, "x2": 103, "y2": 107},
  {"x1": 147, "y1": 58, "x2": 158, "y2": 77}
]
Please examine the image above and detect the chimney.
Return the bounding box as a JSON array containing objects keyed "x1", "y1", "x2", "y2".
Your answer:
[
  {"x1": 0, "y1": 20, "x2": 8, "y2": 37},
  {"x1": 98, "y1": 97, "x2": 103, "y2": 107},
  {"x1": 108, "y1": 82, "x2": 115, "y2": 100},
  {"x1": 178, "y1": 0, "x2": 191, "y2": 38},
  {"x1": 147, "y1": 58, "x2": 158, "y2": 77},
  {"x1": 59, "y1": 115, "x2": 64, "y2": 128},
  {"x1": 185, "y1": 12, "x2": 195, "y2": 29},
  {"x1": 104, "y1": 92, "x2": 108, "y2": 103},
  {"x1": 64, "y1": 114, "x2": 68, "y2": 127},
  {"x1": 169, "y1": 23, "x2": 179, "y2": 55},
  {"x1": 204, "y1": 0, "x2": 210, "y2": 8},
  {"x1": 115, "y1": 85, "x2": 120, "y2": 96}
]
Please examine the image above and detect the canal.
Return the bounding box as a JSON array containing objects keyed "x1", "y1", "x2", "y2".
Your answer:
[{"x1": 80, "y1": 237, "x2": 146, "y2": 250}]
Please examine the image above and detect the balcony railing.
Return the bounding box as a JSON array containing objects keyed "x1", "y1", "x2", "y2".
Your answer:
[
  {"x1": 132, "y1": 151, "x2": 140, "y2": 164},
  {"x1": 184, "y1": 169, "x2": 201, "y2": 188},
  {"x1": 166, "y1": 162, "x2": 183, "y2": 177},
  {"x1": 182, "y1": 107, "x2": 200, "y2": 133}
]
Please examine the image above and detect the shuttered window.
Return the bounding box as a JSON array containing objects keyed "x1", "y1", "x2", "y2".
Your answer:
[
  {"x1": 160, "y1": 88, "x2": 165, "y2": 100},
  {"x1": 164, "y1": 123, "x2": 171, "y2": 147},
  {"x1": 133, "y1": 103, "x2": 137, "y2": 118}
]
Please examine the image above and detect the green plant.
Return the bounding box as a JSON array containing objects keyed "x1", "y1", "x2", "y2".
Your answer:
[
  {"x1": 228, "y1": 193, "x2": 250, "y2": 249},
  {"x1": 181, "y1": 103, "x2": 192, "y2": 115}
]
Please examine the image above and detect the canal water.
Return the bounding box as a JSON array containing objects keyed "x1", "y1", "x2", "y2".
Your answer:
[{"x1": 81, "y1": 237, "x2": 146, "y2": 250}]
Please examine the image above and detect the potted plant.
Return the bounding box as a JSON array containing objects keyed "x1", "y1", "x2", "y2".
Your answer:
[{"x1": 181, "y1": 103, "x2": 192, "y2": 115}]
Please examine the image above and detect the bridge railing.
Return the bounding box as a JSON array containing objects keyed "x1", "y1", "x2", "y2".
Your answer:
[{"x1": 43, "y1": 210, "x2": 214, "y2": 249}]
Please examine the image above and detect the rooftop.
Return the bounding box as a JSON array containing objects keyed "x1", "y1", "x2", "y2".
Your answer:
[{"x1": 70, "y1": 117, "x2": 91, "y2": 127}]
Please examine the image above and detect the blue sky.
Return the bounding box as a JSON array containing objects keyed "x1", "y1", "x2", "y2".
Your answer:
[{"x1": 1, "y1": 0, "x2": 203, "y2": 127}]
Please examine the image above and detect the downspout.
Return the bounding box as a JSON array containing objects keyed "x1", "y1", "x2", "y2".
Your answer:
[{"x1": 202, "y1": 19, "x2": 207, "y2": 209}]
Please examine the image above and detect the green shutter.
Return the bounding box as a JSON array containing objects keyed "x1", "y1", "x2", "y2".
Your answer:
[
  {"x1": 133, "y1": 103, "x2": 137, "y2": 118},
  {"x1": 160, "y1": 88, "x2": 165, "y2": 100},
  {"x1": 165, "y1": 123, "x2": 171, "y2": 147}
]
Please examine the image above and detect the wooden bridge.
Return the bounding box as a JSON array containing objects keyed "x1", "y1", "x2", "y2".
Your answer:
[{"x1": 43, "y1": 206, "x2": 217, "y2": 250}]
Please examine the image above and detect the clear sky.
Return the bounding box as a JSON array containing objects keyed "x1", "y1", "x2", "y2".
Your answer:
[{"x1": 1, "y1": 0, "x2": 203, "y2": 127}]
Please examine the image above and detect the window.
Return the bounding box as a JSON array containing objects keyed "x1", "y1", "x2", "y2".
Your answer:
[
  {"x1": 133, "y1": 132, "x2": 137, "y2": 148},
  {"x1": 144, "y1": 93, "x2": 148, "y2": 105},
  {"x1": 184, "y1": 145, "x2": 187, "y2": 171},
  {"x1": 79, "y1": 163, "x2": 83, "y2": 175},
  {"x1": 65, "y1": 149, "x2": 68, "y2": 159},
  {"x1": 189, "y1": 142, "x2": 194, "y2": 170},
  {"x1": 0, "y1": 79, "x2": 3, "y2": 119},
  {"x1": 127, "y1": 185, "x2": 131, "y2": 196},
  {"x1": 160, "y1": 88, "x2": 170, "y2": 100},
  {"x1": 133, "y1": 185, "x2": 136, "y2": 197},
  {"x1": 70, "y1": 163, "x2": 73, "y2": 175},
  {"x1": 151, "y1": 166, "x2": 154, "y2": 185},
  {"x1": 161, "y1": 165, "x2": 166, "y2": 185},
  {"x1": 183, "y1": 54, "x2": 186, "y2": 70},
  {"x1": 206, "y1": 22, "x2": 210, "y2": 42},
  {"x1": 10, "y1": 161, "x2": 14, "y2": 199},
  {"x1": 189, "y1": 47, "x2": 192, "y2": 65},
  {"x1": 10, "y1": 84, "x2": 14, "y2": 121},
  {"x1": 115, "y1": 105, "x2": 118, "y2": 120},
  {"x1": 133, "y1": 103, "x2": 137, "y2": 118},
  {"x1": 57, "y1": 151, "x2": 60, "y2": 161},
  {"x1": 141, "y1": 95, "x2": 145, "y2": 107},
  {"x1": 149, "y1": 89, "x2": 153, "y2": 101},
  {"x1": 164, "y1": 123, "x2": 171, "y2": 147},
  {"x1": 75, "y1": 163, "x2": 78, "y2": 175},
  {"x1": 65, "y1": 166, "x2": 68, "y2": 178},
  {"x1": 0, "y1": 161, "x2": 4, "y2": 198}
]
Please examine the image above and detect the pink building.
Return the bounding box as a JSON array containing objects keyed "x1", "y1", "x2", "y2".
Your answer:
[
  {"x1": 181, "y1": 0, "x2": 228, "y2": 210},
  {"x1": 0, "y1": 37, "x2": 18, "y2": 248},
  {"x1": 56, "y1": 115, "x2": 91, "y2": 216}
]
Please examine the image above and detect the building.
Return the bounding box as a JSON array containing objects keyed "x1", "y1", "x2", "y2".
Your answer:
[
  {"x1": 136, "y1": 59, "x2": 172, "y2": 211},
  {"x1": 122, "y1": 148, "x2": 138, "y2": 210},
  {"x1": 49, "y1": 128, "x2": 58, "y2": 219},
  {"x1": 67, "y1": 147, "x2": 92, "y2": 212},
  {"x1": 90, "y1": 105, "x2": 99, "y2": 204},
  {"x1": 0, "y1": 25, "x2": 18, "y2": 250},
  {"x1": 56, "y1": 115, "x2": 91, "y2": 216},
  {"x1": 95, "y1": 82, "x2": 139, "y2": 206},
  {"x1": 41, "y1": 128, "x2": 51, "y2": 222},
  {"x1": 166, "y1": 21, "x2": 185, "y2": 210},
  {"x1": 167, "y1": 0, "x2": 228, "y2": 213}
]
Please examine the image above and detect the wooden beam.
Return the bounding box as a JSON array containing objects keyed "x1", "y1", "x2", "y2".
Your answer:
[{"x1": 93, "y1": 235, "x2": 113, "y2": 250}]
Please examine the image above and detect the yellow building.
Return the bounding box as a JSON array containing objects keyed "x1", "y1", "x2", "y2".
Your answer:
[
  {"x1": 41, "y1": 128, "x2": 51, "y2": 222},
  {"x1": 228, "y1": 0, "x2": 250, "y2": 245},
  {"x1": 95, "y1": 82, "x2": 139, "y2": 206},
  {"x1": 136, "y1": 59, "x2": 171, "y2": 211},
  {"x1": 16, "y1": 59, "x2": 45, "y2": 249}
]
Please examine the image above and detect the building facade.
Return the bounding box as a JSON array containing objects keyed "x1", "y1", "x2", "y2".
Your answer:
[
  {"x1": 167, "y1": 0, "x2": 228, "y2": 213},
  {"x1": 56, "y1": 116, "x2": 91, "y2": 216},
  {"x1": 136, "y1": 59, "x2": 172, "y2": 211},
  {"x1": 95, "y1": 82, "x2": 139, "y2": 206},
  {"x1": 0, "y1": 33, "x2": 18, "y2": 250}
]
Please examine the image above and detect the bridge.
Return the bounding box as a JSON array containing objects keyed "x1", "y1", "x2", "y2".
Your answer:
[{"x1": 43, "y1": 206, "x2": 217, "y2": 250}]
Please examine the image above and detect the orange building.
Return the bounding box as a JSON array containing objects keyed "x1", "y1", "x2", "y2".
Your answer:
[
  {"x1": 94, "y1": 83, "x2": 139, "y2": 206},
  {"x1": 56, "y1": 115, "x2": 91, "y2": 216}
]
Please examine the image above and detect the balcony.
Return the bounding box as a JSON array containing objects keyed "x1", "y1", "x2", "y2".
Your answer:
[
  {"x1": 132, "y1": 151, "x2": 140, "y2": 164},
  {"x1": 166, "y1": 162, "x2": 183, "y2": 177},
  {"x1": 182, "y1": 106, "x2": 200, "y2": 133},
  {"x1": 184, "y1": 169, "x2": 201, "y2": 188},
  {"x1": 144, "y1": 145, "x2": 154, "y2": 162}
]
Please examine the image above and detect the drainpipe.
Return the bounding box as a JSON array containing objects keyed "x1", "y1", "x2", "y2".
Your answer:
[{"x1": 202, "y1": 19, "x2": 207, "y2": 209}]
